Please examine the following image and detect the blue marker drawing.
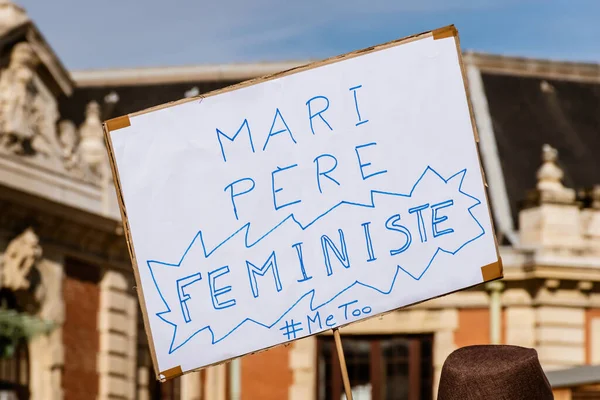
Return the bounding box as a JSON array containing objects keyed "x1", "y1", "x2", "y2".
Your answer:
[
  {"x1": 306, "y1": 96, "x2": 333, "y2": 135},
  {"x1": 386, "y1": 214, "x2": 412, "y2": 256},
  {"x1": 208, "y1": 266, "x2": 236, "y2": 310},
  {"x1": 177, "y1": 273, "x2": 202, "y2": 323},
  {"x1": 314, "y1": 154, "x2": 341, "y2": 194},
  {"x1": 321, "y1": 229, "x2": 351, "y2": 277},
  {"x1": 431, "y1": 200, "x2": 455, "y2": 238},
  {"x1": 246, "y1": 252, "x2": 283, "y2": 298},
  {"x1": 409, "y1": 203, "x2": 430, "y2": 243},
  {"x1": 224, "y1": 178, "x2": 255, "y2": 220},
  {"x1": 262, "y1": 108, "x2": 297, "y2": 151},
  {"x1": 292, "y1": 242, "x2": 313, "y2": 282},
  {"x1": 280, "y1": 319, "x2": 303, "y2": 340},
  {"x1": 147, "y1": 166, "x2": 486, "y2": 354},
  {"x1": 361, "y1": 222, "x2": 377, "y2": 262},
  {"x1": 216, "y1": 119, "x2": 255, "y2": 163},
  {"x1": 355, "y1": 143, "x2": 388, "y2": 180},
  {"x1": 271, "y1": 164, "x2": 301, "y2": 210},
  {"x1": 349, "y1": 85, "x2": 369, "y2": 126}
]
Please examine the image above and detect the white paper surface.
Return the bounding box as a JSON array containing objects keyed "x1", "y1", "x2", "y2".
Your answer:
[{"x1": 109, "y1": 34, "x2": 498, "y2": 375}]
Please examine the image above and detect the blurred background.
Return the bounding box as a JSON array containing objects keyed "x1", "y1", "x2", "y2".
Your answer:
[{"x1": 0, "y1": 0, "x2": 599, "y2": 399}]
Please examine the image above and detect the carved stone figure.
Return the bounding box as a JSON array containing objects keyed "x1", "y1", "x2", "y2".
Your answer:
[
  {"x1": 0, "y1": 227, "x2": 42, "y2": 292},
  {"x1": 0, "y1": 41, "x2": 62, "y2": 169},
  {"x1": 57, "y1": 120, "x2": 82, "y2": 173},
  {"x1": 0, "y1": 225, "x2": 65, "y2": 400},
  {"x1": 79, "y1": 100, "x2": 107, "y2": 176},
  {"x1": 0, "y1": 42, "x2": 39, "y2": 153}
]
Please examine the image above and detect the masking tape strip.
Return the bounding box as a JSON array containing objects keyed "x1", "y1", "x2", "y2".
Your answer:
[
  {"x1": 432, "y1": 25, "x2": 457, "y2": 40},
  {"x1": 480, "y1": 259, "x2": 504, "y2": 282},
  {"x1": 159, "y1": 365, "x2": 183, "y2": 382},
  {"x1": 106, "y1": 115, "x2": 131, "y2": 132}
]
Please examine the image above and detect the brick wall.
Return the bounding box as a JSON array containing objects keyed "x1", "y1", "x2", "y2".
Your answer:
[
  {"x1": 454, "y1": 308, "x2": 506, "y2": 348},
  {"x1": 62, "y1": 258, "x2": 101, "y2": 400},
  {"x1": 586, "y1": 308, "x2": 600, "y2": 364},
  {"x1": 241, "y1": 345, "x2": 293, "y2": 400}
]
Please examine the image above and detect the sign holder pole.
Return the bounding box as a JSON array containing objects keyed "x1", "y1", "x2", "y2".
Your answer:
[{"x1": 333, "y1": 328, "x2": 353, "y2": 400}]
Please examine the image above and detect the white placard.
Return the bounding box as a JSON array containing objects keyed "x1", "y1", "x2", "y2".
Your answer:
[{"x1": 106, "y1": 27, "x2": 500, "y2": 378}]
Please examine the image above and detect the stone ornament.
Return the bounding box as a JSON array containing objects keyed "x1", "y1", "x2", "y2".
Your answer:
[
  {"x1": 79, "y1": 100, "x2": 108, "y2": 176},
  {"x1": 0, "y1": 227, "x2": 42, "y2": 292},
  {"x1": 0, "y1": 0, "x2": 29, "y2": 36},
  {"x1": 535, "y1": 144, "x2": 575, "y2": 204},
  {"x1": 57, "y1": 119, "x2": 91, "y2": 179},
  {"x1": 0, "y1": 42, "x2": 40, "y2": 154},
  {"x1": 537, "y1": 144, "x2": 562, "y2": 191},
  {"x1": 57, "y1": 120, "x2": 78, "y2": 168},
  {"x1": 0, "y1": 40, "x2": 108, "y2": 183},
  {"x1": 0, "y1": 42, "x2": 63, "y2": 166}
]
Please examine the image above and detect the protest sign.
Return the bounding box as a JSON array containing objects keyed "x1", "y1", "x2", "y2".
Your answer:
[{"x1": 104, "y1": 25, "x2": 503, "y2": 381}]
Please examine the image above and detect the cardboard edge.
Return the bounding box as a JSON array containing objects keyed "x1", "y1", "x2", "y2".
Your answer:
[
  {"x1": 480, "y1": 259, "x2": 504, "y2": 282},
  {"x1": 451, "y1": 28, "x2": 504, "y2": 262},
  {"x1": 102, "y1": 122, "x2": 162, "y2": 381},
  {"x1": 452, "y1": 31, "x2": 480, "y2": 144},
  {"x1": 108, "y1": 25, "x2": 455, "y2": 121},
  {"x1": 106, "y1": 115, "x2": 131, "y2": 132}
]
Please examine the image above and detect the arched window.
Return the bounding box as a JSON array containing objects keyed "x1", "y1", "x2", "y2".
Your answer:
[
  {"x1": 137, "y1": 308, "x2": 182, "y2": 400},
  {"x1": 154, "y1": 376, "x2": 181, "y2": 400},
  {"x1": 317, "y1": 334, "x2": 433, "y2": 400},
  {"x1": 0, "y1": 337, "x2": 29, "y2": 400},
  {"x1": 0, "y1": 289, "x2": 30, "y2": 400}
]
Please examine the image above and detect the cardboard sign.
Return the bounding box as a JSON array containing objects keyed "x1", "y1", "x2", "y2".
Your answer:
[{"x1": 104, "y1": 25, "x2": 502, "y2": 381}]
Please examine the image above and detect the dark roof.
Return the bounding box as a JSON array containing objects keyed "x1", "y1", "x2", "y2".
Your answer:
[
  {"x1": 545, "y1": 365, "x2": 600, "y2": 388},
  {"x1": 58, "y1": 80, "x2": 242, "y2": 127},
  {"x1": 481, "y1": 73, "x2": 600, "y2": 227}
]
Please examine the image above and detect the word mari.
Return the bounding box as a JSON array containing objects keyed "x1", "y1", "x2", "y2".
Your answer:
[{"x1": 216, "y1": 85, "x2": 380, "y2": 221}]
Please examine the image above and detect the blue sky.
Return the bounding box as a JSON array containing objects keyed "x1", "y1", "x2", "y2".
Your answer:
[{"x1": 18, "y1": 0, "x2": 600, "y2": 70}]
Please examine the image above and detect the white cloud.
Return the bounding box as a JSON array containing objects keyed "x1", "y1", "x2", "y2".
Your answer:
[
  {"x1": 19, "y1": 0, "x2": 595, "y2": 69},
  {"x1": 175, "y1": 0, "x2": 542, "y2": 61}
]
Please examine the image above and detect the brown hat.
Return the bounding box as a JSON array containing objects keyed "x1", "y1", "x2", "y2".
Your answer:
[{"x1": 438, "y1": 345, "x2": 553, "y2": 400}]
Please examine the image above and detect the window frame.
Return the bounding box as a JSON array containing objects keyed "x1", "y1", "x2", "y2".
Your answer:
[{"x1": 316, "y1": 334, "x2": 434, "y2": 400}]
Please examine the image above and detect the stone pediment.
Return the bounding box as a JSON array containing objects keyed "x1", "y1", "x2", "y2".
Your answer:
[
  {"x1": 0, "y1": 1, "x2": 28, "y2": 36},
  {"x1": 0, "y1": 1, "x2": 120, "y2": 221},
  {"x1": 0, "y1": 1, "x2": 72, "y2": 97}
]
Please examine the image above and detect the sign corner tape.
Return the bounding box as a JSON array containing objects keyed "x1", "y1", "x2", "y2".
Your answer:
[
  {"x1": 432, "y1": 25, "x2": 457, "y2": 40},
  {"x1": 159, "y1": 365, "x2": 183, "y2": 381},
  {"x1": 481, "y1": 258, "x2": 504, "y2": 282},
  {"x1": 105, "y1": 115, "x2": 131, "y2": 132}
]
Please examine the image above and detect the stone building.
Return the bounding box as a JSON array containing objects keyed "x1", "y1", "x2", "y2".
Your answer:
[{"x1": 0, "y1": 2, "x2": 598, "y2": 400}]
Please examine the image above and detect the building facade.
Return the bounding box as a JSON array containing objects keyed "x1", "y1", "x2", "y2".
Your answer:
[{"x1": 0, "y1": 2, "x2": 598, "y2": 400}]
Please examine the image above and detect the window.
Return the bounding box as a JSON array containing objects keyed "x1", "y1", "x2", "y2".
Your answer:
[
  {"x1": 153, "y1": 377, "x2": 181, "y2": 400},
  {"x1": 572, "y1": 386, "x2": 600, "y2": 400},
  {"x1": 0, "y1": 290, "x2": 30, "y2": 400},
  {"x1": 0, "y1": 338, "x2": 29, "y2": 400},
  {"x1": 138, "y1": 312, "x2": 182, "y2": 400},
  {"x1": 317, "y1": 335, "x2": 433, "y2": 400}
]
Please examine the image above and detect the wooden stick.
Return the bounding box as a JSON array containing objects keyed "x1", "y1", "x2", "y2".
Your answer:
[{"x1": 333, "y1": 328, "x2": 353, "y2": 400}]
